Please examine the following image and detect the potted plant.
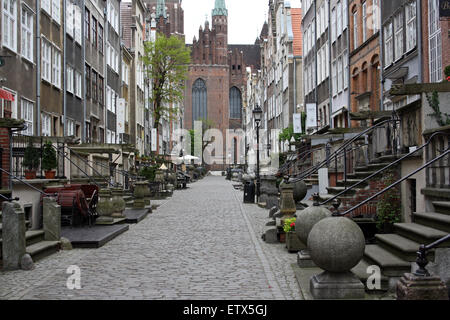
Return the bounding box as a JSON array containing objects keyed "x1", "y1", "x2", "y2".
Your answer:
[
  {"x1": 22, "y1": 141, "x2": 40, "y2": 179},
  {"x1": 283, "y1": 217, "x2": 305, "y2": 252},
  {"x1": 376, "y1": 173, "x2": 401, "y2": 233},
  {"x1": 42, "y1": 140, "x2": 57, "y2": 179}
]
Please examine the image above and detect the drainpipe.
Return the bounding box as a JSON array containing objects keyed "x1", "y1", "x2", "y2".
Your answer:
[
  {"x1": 314, "y1": 0, "x2": 318, "y2": 130},
  {"x1": 327, "y1": 0, "x2": 333, "y2": 128},
  {"x1": 379, "y1": 2, "x2": 384, "y2": 112},
  {"x1": 104, "y1": 4, "x2": 108, "y2": 144},
  {"x1": 417, "y1": 0, "x2": 423, "y2": 83},
  {"x1": 36, "y1": 0, "x2": 41, "y2": 136},
  {"x1": 346, "y1": 0, "x2": 351, "y2": 129},
  {"x1": 82, "y1": 0, "x2": 86, "y2": 142},
  {"x1": 63, "y1": 0, "x2": 67, "y2": 136}
]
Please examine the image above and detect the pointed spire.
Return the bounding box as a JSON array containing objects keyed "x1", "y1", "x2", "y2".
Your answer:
[
  {"x1": 156, "y1": 0, "x2": 167, "y2": 19},
  {"x1": 212, "y1": 0, "x2": 228, "y2": 17}
]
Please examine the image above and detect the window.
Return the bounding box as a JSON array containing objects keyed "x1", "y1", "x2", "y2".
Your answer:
[
  {"x1": 98, "y1": 24, "x2": 103, "y2": 54},
  {"x1": 21, "y1": 7, "x2": 33, "y2": 61},
  {"x1": 353, "y1": 11, "x2": 358, "y2": 49},
  {"x1": 337, "y1": 1, "x2": 342, "y2": 37},
  {"x1": 42, "y1": 113, "x2": 51, "y2": 136},
  {"x1": 85, "y1": 7, "x2": 90, "y2": 41},
  {"x1": 338, "y1": 56, "x2": 343, "y2": 92},
  {"x1": 106, "y1": 86, "x2": 111, "y2": 111},
  {"x1": 52, "y1": 48, "x2": 61, "y2": 88},
  {"x1": 85, "y1": 64, "x2": 91, "y2": 98},
  {"x1": 322, "y1": 46, "x2": 326, "y2": 81},
  {"x1": 394, "y1": 11, "x2": 404, "y2": 61},
  {"x1": 0, "y1": 88, "x2": 16, "y2": 118},
  {"x1": 21, "y1": 100, "x2": 33, "y2": 136},
  {"x1": 429, "y1": 0, "x2": 442, "y2": 82},
  {"x1": 41, "y1": 0, "x2": 50, "y2": 14},
  {"x1": 406, "y1": 0, "x2": 417, "y2": 52},
  {"x1": 229, "y1": 87, "x2": 242, "y2": 119},
  {"x1": 66, "y1": 2, "x2": 73, "y2": 37},
  {"x1": 67, "y1": 66, "x2": 74, "y2": 93},
  {"x1": 332, "y1": 61, "x2": 337, "y2": 96},
  {"x1": 51, "y1": 0, "x2": 60, "y2": 24},
  {"x1": 384, "y1": 22, "x2": 393, "y2": 66},
  {"x1": 317, "y1": 49, "x2": 322, "y2": 83},
  {"x1": 41, "y1": 39, "x2": 52, "y2": 82},
  {"x1": 98, "y1": 76, "x2": 104, "y2": 105},
  {"x1": 92, "y1": 16, "x2": 97, "y2": 48},
  {"x1": 192, "y1": 79, "x2": 207, "y2": 121},
  {"x1": 343, "y1": 51, "x2": 348, "y2": 89},
  {"x1": 362, "y1": 2, "x2": 367, "y2": 43},
  {"x1": 373, "y1": 0, "x2": 380, "y2": 32},
  {"x1": 74, "y1": 6, "x2": 81, "y2": 43},
  {"x1": 343, "y1": 0, "x2": 347, "y2": 30},
  {"x1": 92, "y1": 70, "x2": 98, "y2": 102},
  {"x1": 331, "y1": 8, "x2": 336, "y2": 42},
  {"x1": 111, "y1": 90, "x2": 116, "y2": 113},
  {"x1": 75, "y1": 71, "x2": 82, "y2": 97},
  {"x1": 3, "y1": 0, "x2": 17, "y2": 51},
  {"x1": 67, "y1": 119, "x2": 74, "y2": 136}
]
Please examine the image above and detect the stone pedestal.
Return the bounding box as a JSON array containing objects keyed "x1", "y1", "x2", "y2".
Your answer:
[
  {"x1": 297, "y1": 250, "x2": 317, "y2": 268},
  {"x1": 133, "y1": 181, "x2": 147, "y2": 209},
  {"x1": 397, "y1": 273, "x2": 449, "y2": 300},
  {"x1": 2, "y1": 202, "x2": 26, "y2": 271},
  {"x1": 279, "y1": 182, "x2": 296, "y2": 219},
  {"x1": 111, "y1": 188, "x2": 126, "y2": 218},
  {"x1": 96, "y1": 189, "x2": 114, "y2": 223},
  {"x1": 260, "y1": 175, "x2": 279, "y2": 209},
  {"x1": 310, "y1": 271, "x2": 366, "y2": 300},
  {"x1": 43, "y1": 197, "x2": 61, "y2": 241},
  {"x1": 318, "y1": 168, "x2": 329, "y2": 195}
]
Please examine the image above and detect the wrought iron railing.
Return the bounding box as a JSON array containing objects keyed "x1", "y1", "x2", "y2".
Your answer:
[{"x1": 415, "y1": 234, "x2": 450, "y2": 277}]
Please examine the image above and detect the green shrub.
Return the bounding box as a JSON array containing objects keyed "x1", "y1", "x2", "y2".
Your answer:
[
  {"x1": 376, "y1": 173, "x2": 401, "y2": 231},
  {"x1": 22, "y1": 141, "x2": 40, "y2": 170},
  {"x1": 42, "y1": 140, "x2": 57, "y2": 171}
]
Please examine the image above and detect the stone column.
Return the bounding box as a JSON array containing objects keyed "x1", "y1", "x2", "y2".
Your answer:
[
  {"x1": 279, "y1": 182, "x2": 296, "y2": 219},
  {"x1": 43, "y1": 197, "x2": 61, "y2": 241},
  {"x1": 96, "y1": 189, "x2": 114, "y2": 223},
  {"x1": 2, "y1": 202, "x2": 26, "y2": 271},
  {"x1": 111, "y1": 188, "x2": 126, "y2": 218}
]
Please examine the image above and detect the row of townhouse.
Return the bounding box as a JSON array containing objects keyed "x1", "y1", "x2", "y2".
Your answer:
[
  {"x1": 301, "y1": 0, "x2": 448, "y2": 131},
  {"x1": 245, "y1": 0, "x2": 304, "y2": 166},
  {"x1": 0, "y1": 0, "x2": 184, "y2": 157}
]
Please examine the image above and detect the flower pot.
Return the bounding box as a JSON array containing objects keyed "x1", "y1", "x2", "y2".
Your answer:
[
  {"x1": 279, "y1": 232, "x2": 286, "y2": 243},
  {"x1": 44, "y1": 170, "x2": 56, "y2": 179},
  {"x1": 25, "y1": 170, "x2": 37, "y2": 180}
]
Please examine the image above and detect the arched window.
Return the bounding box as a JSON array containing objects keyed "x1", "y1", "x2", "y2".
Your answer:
[
  {"x1": 229, "y1": 86, "x2": 242, "y2": 119},
  {"x1": 192, "y1": 78, "x2": 207, "y2": 121}
]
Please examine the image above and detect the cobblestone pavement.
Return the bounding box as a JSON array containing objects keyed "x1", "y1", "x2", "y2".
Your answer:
[{"x1": 0, "y1": 176, "x2": 302, "y2": 300}]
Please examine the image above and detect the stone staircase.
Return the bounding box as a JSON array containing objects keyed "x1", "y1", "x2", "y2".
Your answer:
[
  {"x1": 0, "y1": 210, "x2": 60, "y2": 268},
  {"x1": 352, "y1": 190, "x2": 450, "y2": 291}
]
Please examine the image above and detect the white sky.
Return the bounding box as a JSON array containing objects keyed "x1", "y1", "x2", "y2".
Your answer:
[{"x1": 183, "y1": 0, "x2": 302, "y2": 44}]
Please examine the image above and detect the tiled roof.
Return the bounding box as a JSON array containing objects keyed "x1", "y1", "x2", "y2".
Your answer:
[
  {"x1": 229, "y1": 44, "x2": 261, "y2": 71},
  {"x1": 291, "y1": 8, "x2": 302, "y2": 56}
]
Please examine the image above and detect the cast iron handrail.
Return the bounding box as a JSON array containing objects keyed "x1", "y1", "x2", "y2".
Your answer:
[
  {"x1": 50, "y1": 145, "x2": 101, "y2": 187},
  {"x1": 0, "y1": 167, "x2": 57, "y2": 198},
  {"x1": 58, "y1": 145, "x2": 114, "y2": 188},
  {"x1": 332, "y1": 143, "x2": 450, "y2": 217},
  {"x1": 0, "y1": 192, "x2": 18, "y2": 202},
  {"x1": 415, "y1": 234, "x2": 450, "y2": 277},
  {"x1": 277, "y1": 144, "x2": 329, "y2": 177},
  {"x1": 288, "y1": 118, "x2": 400, "y2": 184},
  {"x1": 320, "y1": 131, "x2": 450, "y2": 206}
]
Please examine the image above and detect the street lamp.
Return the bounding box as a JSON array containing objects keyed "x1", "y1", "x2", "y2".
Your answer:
[{"x1": 253, "y1": 105, "x2": 262, "y2": 201}]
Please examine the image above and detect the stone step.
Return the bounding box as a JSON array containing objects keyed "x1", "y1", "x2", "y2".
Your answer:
[
  {"x1": 336, "y1": 179, "x2": 368, "y2": 188},
  {"x1": 26, "y1": 241, "x2": 60, "y2": 262},
  {"x1": 326, "y1": 186, "x2": 358, "y2": 196},
  {"x1": 123, "y1": 196, "x2": 133, "y2": 202},
  {"x1": 413, "y1": 212, "x2": 450, "y2": 233},
  {"x1": 394, "y1": 223, "x2": 450, "y2": 247},
  {"x1": 421, "y1": 188, "x2": 450, "y2": 200},
  {"x1": 351, "y1": 259, "x2": 390, "y2": 292},
  {"x1": 363, "y1": 244, "x2": 411, "y2": 277},
  {"x1": 375, "y1": 233, "x2": 434, "y2": 262},
  {"x1": 25, "y1": 230, "x2": 45, "y2": 247},
  {"x1": 432, "y1": 201, "x2": 450, "y2": 215},
  {"x1": 348, "y1": 171, "x2": 377, "y2": 179}
]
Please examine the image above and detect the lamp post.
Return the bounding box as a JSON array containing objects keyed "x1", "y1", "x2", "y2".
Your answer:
[{"x1": 253, "y1": 105, "x2": 262, "y2": 200}]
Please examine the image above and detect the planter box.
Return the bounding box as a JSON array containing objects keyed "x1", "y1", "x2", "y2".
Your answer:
[{"x1": 285, "y1": 231, "x2": 306, "y2": 253}]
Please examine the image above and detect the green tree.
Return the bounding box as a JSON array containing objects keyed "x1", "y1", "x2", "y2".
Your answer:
[
  {"x1": 188, "y1": 118, "x2": 216, "y2": 161},
  {"x1": 142, "y1": 33, "x2": 191, "y2": 129}
]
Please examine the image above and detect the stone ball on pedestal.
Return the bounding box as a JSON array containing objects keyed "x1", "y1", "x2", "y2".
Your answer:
[
  {"x1": 308, "y1": 216, "x2": 365, "y2": 272},
  {"x1": 295, "y1": 204, "x2": 332, "y2": 245},
  {"x1": 293, "y1": 181, "x2": 307, "y2": 203}
]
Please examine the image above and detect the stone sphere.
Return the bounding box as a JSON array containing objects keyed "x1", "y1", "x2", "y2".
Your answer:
[
  {"x1": 308, "y1": 217, "x2": 365, "y2": 272},
  {"x1": 295, "y1": 205, "x2": 332, "y2": 244},
  {"x1": 293, "y1": 181, "x2": 308, "y2": 202}
]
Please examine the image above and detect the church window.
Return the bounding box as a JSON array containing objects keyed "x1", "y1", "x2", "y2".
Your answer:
[
  {"x1": 229, "y1": 87, "x2": 242, "y2": 119},
  {"x1": 192, "y1": 78, "x2": 207, "y2": 121}
]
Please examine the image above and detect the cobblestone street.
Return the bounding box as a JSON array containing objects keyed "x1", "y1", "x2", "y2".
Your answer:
[{"x1": 0, "y1": 176, "x2": 302, "y2": 300}]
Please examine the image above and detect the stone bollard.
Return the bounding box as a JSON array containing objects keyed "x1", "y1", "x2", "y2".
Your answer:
[
  {"x1": 133, "y1": 181, "x2": 147, "y2": 209},
  {"x1": 308, "y1": 216, "x2": 366, "y2": 299},
  {"x1": 96, "y1": 189, "x2": 114, "y2": 223},
  {"x1": 143, "y1": 183, "x2": 152, "y2": 206},
  {"x1": 296, "y1": 194, "x2": 332, "y2": 267},
  {"x1": 2, "y1": 202, "x2": 26, "y2": 271},
  {"x1": 260, "y1": 175, "x2": 279, "y2": 209},
  {"x1": 111, "y1": 188, "x2": 126, "y2": 218},
  {"x1": 43, "y1": 197, "x2": 61, "y2": 241}
]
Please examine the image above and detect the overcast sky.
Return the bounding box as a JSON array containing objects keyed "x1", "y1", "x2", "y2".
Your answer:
[{"x1": 183, "y1": 0, "x2": 301, "y2": 44}]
